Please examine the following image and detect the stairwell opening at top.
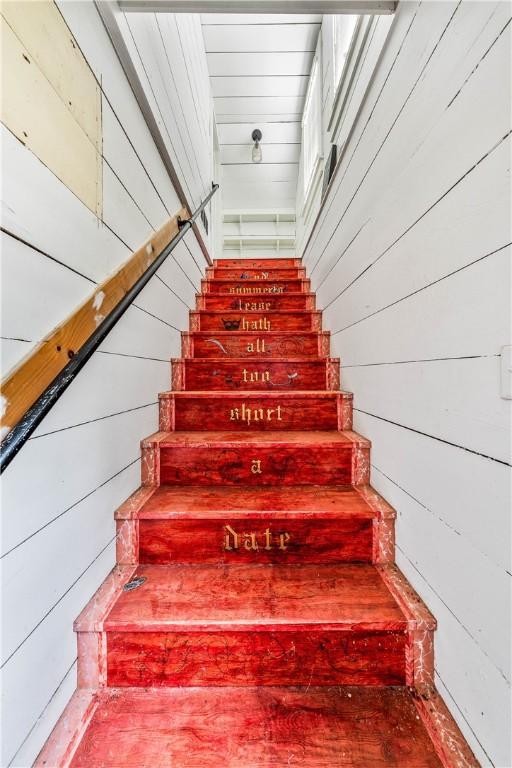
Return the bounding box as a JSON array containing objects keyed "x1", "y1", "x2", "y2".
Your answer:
[{"x1": 2, "y1": 2, "x2": 509, "y2": 768}]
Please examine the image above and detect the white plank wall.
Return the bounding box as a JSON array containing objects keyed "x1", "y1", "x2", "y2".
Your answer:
[
  {"x1": 202, "y1": 14, "x2": 320, "y2": 212},
  {"x1": 0, "y1": 3, "x2": 211, "y2": 766},
  {"x1": 298, "y1": 3, "x2": 511, "y2": 766},
  {"x1": 117, "y1": 9, "x2": 215, "y2": 223}
]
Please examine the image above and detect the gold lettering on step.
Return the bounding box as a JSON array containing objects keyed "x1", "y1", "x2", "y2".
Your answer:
[
  {"x1": 246, "y1": 339, "x2": 266, "y2": 354},
  {"x1": 243, "y1": 532, "x2": 259, "y2": 551},
  {"x1": 224, "y1": 524, "x2": 239, "y2": 551},
  {"x1": 242, "y1": 317, "x2": 271, "y2": 331},
  {"x1": 223, "y1": 525, "x2": 291, "y2": 552},
  {"x1": 231, "y1": 287, "x2": 283, "y2": 295},
  {"x1": 242, "y1": 369, "x2": 271, "y2": 383},
  {"x1": 230, "y1": 403, "x2": 283, "y2": 425},
  {"x1": 240, "y1": 301, "x2": 272, "y2": 311},
  {"x1": 251, "y1": 459, "x2": 262, "y2": 474}
]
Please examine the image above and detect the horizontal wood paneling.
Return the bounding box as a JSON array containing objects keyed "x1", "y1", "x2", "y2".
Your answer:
[
  {"x1": 298, "y1": 3, "x2": 512, "y2": 766},
  {"x1": 221, "y1": 143, "x2": 300, "y2": 163},
  {"x1": 222, "y1": 163, "x2": 298, "y2": 182},
  {"x1": 207, "y1": 50, "x2": 314, "y2": 76},
  {"x1": 328, "y1": 247, "x2": 509, "y2": 373},
  {"x1": 362, "y1": 415, "x2": 511, "y2": 766},
  {"x1": 318, "y1": 137, "x2": 510, "y2": 324},
  {"x1": 102, "y1": 99, "x2": 169, "y2": 230},
  {"x1": 222, "y1": 181, "x2": 297, "y2": 209},
  {"x1": 0, "y1": 125, "x2": 126, "y2": 284},
  {"x1": 218, "y1": 120, "x2": 301, "y2": 144},
  {"x1": 1, "y1": 339, "x2": 32, "y2": 379},
  {"x1": 207, "y1": 12, "x2": 314, "y2": 211},
  {"x1": 203, "y1": 22, "x2": 320, "y2": 52},
  {"x1": 346, "y1": 356, "x2": 508, "y2": 465},
  {"x1": 212, "y1": 75, "x2": 309, "y2": 98},
  {"x1": 214, "y1": 94, "x2": 305, "y2": 115},
  {"x1": 1, "y1": 1, "x2": 100, "y2": 146},
  {"x1": 56, "y1": 0, "x2": 180, "y2": 216},
  {"x1": 0, "y1": 232, "x2": 91, "y2": 358},
  {"x1": 2, "y1": 538, "x2": 117, "y2": 768},
  {"x1": 122, "y1": 11, "x2": 213, "y2": 215},
  {"x1": 11, "y1": 661, "x2": 77, "y2": 768},
  {"x1": 1, "y1": 4, "x2": 214, "y2": 766},
  {"x1": 0, "y1": 9, "x2": 102, "y2": 217},
  {"x1": 1, "y1": 206, "x2": 186, "y2": 436},
  {"x1": 201, "y1": 14, "x2": 322, "y2": 24}
]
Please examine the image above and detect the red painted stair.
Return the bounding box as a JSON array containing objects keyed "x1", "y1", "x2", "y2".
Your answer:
[
  {"x1": 36, "y1": 257, "x2": 479, "y2": 767},
  {"x1": 171, "y1": 357, "x2": 340, "y2": 391}
]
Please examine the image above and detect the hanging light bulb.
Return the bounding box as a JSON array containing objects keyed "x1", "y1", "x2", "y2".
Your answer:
[{"x1": 251, "y1": 129, "x2": 262, "y2": 163}]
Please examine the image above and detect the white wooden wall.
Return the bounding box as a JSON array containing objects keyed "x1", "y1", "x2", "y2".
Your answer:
[
  {"x1": 299, "y1": 3, "x2": 511, "y2": 766},
  {"x1": 116, "y1": 8, "x2": 215, "y2": 229},
  {"x1": 0, "y1": 3, "x2": 210, "y2": 765}
]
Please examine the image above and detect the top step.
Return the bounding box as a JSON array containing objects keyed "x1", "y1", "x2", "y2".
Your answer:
[
  {"x1": 208, "y1": 267, "x2": 306, "y2": 280},
  {"x1": 214, "y1": 258, "x2": 301, "y2": 269}
]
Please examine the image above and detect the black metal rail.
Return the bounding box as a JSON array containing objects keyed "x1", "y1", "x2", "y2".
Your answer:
[{"x1": 0, "y1": 183, "x2": 219, "y2": 473}]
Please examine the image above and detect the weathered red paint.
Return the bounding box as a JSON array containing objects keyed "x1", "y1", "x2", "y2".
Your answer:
[
  {"x1": 159, "y1": 391, "x2": 352, "y2": 431},
  {"x1": 35, "y1": 258, "x2": 480, "y2": 767},
  {"x1": 67, "y1": 687, "x2": 446, "y2": 768},
  {"x1": 189, "y1": 309, "x2": 322, "y2": 331},
  {"x1": 157, "y1": 431, "x2": 365, "y2": 486},
  {"x1": 139, "y1": 517, "x2": 373, "y2": 564},
  {"x1": 206, "y1": 266, "x2": 306, "y2": 280},
  {"x1": 171, "y1": 357, "x2": 340, "y2": 391},
  {"x1": 196, "y1": 292, "x2": 316, "y2": 311},
  {"x1": 181, "y1": 330, "x2": 330, "y2": 358},
  {"x1": 201, "y1": 278, "x2": 310, "y2": 294}
]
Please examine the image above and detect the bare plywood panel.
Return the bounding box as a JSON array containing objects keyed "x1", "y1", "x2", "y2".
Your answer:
[{"x1": 0, "y1": 4, "x2": 102, "y2": 216}]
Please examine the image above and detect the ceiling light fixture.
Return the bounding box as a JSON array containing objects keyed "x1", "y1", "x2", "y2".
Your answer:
[{"x1": 251, "y1": 129, "x2": 262, "y2": 164}]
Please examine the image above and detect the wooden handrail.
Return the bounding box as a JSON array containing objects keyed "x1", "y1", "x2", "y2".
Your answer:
[{"x1": 0, "y1": 184, "x2": 219, "y2": 472}]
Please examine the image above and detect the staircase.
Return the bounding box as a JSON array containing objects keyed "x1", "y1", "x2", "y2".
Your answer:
[{"x1": 36, "y1": 258, "x2": 479, "y2": 767}]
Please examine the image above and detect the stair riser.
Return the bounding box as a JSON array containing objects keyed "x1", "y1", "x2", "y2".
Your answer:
[
  {"x1": 138, "y1": 518, "x2": 373, "y2": 564},
  {"x1": 106, "y1": 630, "x2": 406, "y2": 687},
  {"x1": 190, "y1": 311, "x2": 321, "y2": 332},
  {"x1": 214, "y1": 258, "x2": 301, "y2": 269},
  {"x1": 171, "y1": 359, "x2": 340, "y2": 391},
  {"x1": 157, "y1": 444, "x2": 368, "y2": 486},
  {"x1": 202, "y1": 280, "x2": 310, "y2": 294},
  {"x1": 196, "y1": 294, "x2": 316, "y2": 311},
  {"x1": 160, "y1": 394, "x2": 352, "y2": 431},
  {"x1": 181, "y1": 332, "x2": 330, "y2": 359},
  {"x1": 208, "y1": 268, "x2": 306, "y2": 280}
]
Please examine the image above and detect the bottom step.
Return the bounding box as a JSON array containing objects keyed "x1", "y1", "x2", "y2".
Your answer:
[{"x1": 36, "y1": 685, "x2": 478, "y2": 768}]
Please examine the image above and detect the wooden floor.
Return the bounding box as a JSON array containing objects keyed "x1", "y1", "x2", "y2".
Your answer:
[{"x1": 69, "y1": 687, "x2": 444, "y2": 768}]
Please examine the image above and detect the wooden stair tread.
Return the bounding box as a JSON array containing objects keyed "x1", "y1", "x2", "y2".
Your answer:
[
  {"x1": 164, "y1": 390, "x2": 348, "y2": 399},
  {"x1": 129, "y1": 485, "x2": 381, "y2": 520},
  {"x1": 103, "y1": 563, "x2": 407, "y2": 631},
  {"x1": 156, "y1": 430, "x2": 364, "y2": 446},
  {"x1": 68, "y1": 686, "x2": 444, "y2": 768}
]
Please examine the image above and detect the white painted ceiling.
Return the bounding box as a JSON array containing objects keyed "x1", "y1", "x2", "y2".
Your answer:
[{"x1": 201, "y1": 14, "x2": 321, "y2": 211}]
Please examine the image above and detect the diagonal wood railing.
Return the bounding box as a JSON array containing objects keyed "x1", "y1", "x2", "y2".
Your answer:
[{"x1": 0, "y1": 183, "x2": 219, "y2": 472}]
